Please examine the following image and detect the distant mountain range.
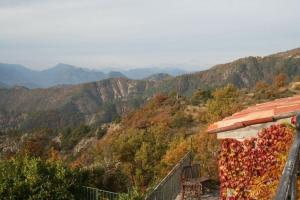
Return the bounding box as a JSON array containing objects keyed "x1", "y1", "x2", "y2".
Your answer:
[
  {"x1": 0, "y1": 63, "x2": 125, "y2": 88},
  {"x1": 117, "y1": 67, "x2": 186, "y2": 79},
  {"x1": 1, "y1": 48, "x2": 300, "y2": 131},
  {"x1": 0, "y1": 63, "x2": 187, "y2": 88}
]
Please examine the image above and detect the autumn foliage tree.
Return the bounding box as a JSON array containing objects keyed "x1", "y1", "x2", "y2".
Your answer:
[
  {"x1": 160, "y1": 138, "x2": 190, "y2": 174},
  {"x1": 194, "y1": 131, "x2": 219, "y2": 180},
  {"x1": 255, "y1": 81, "x2": 270, "y2": 91},
  {"x1": 273, "y1": 73, "x2": 287, "y2": 88},
  {"x1": 205, "y1": 84, "x2": 242, "y2": 123}
]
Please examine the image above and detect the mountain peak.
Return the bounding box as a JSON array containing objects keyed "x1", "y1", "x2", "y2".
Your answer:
[
  {"x1": 107, "y1": 71, "x2": 126, "y2": 78},
  {"x1": 51, "y1": 63, "x2": 82, "y2": 71}
]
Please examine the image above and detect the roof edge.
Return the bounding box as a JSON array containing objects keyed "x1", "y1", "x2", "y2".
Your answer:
[{"x1": 207, "y1": 111, "x2": 298, "y2": 134}]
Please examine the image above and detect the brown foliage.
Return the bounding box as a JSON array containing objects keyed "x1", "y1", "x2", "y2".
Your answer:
[
  {"x1": 273, "y1": 73, "x2": 287, "y2": 88},
  {"x1": 255, "y1": 81, "x2": 270, "y2": 91},
  {"x1": 154, "y1": 94, "x2": 168, "y2": 104}
]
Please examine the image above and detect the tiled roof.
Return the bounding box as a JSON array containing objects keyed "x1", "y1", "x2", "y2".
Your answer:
[{"x1": 207, "y1": 95, "x2": 300, "y2": 134}]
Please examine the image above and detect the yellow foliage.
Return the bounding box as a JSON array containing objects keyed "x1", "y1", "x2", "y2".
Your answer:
[
  {"x1": 194, "y1": 130, "x2": 220, "y2": 180},
  {"x1": 248, "y1": 154, "x2": 287, "y2": 200},
  {"x1": 162, "y1": 139, "x2": 189, "y2": 166},
  {"x1": 205, "y1": 84, "x2": 242, "y2": 123}
]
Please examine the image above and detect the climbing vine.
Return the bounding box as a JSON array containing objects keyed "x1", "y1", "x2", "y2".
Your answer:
[{"x1": 219, "y1": 120, "x2": 295, "y2": 199}]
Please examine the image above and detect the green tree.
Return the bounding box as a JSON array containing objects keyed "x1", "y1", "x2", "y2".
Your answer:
[
  {"x1": 119, "y1": 187, "x2": 143, "y2": 200},
  {"x1": 112, "y1": 125, "x2": 171, "y2": 188},
  {"x1": 195, "y1": 132, "x2": 219, "y2": 180},
  {"x1": 191, "y1": 89, "x2": 212, "y2": 105},
  {"x1": 0, "y1": 155, "x2": 84, "y2": 200}
]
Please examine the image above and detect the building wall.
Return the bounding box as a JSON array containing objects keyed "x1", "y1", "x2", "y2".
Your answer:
[{"x1": 217, "y1": 117, "x2": 292, "y2": 140}]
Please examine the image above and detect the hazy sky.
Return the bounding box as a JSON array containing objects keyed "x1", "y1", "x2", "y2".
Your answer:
[{"x1": 0, "y1": 0, "x2": 300, "y2": 70}]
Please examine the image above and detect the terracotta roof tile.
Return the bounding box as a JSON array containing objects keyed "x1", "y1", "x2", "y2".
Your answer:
[{"x1": 207, "y1": 95, "x2": 300, "y2": 134}]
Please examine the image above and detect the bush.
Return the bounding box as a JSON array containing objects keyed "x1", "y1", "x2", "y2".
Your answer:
[
  {"x1": 119, "y1": 187, "x2": 143, "y2": 200},
  {"x1": 191, "y1": 89, "x2": 212, "y2": 106},
  {"x1": 83, "y1": 163, "x2": 130, "y2": 193},
  {"x1": 0, "y1": 155, "x2": 84, "y2": 200}
]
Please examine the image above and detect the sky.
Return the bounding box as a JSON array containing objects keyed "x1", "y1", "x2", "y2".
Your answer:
[{"x1": 0, "y1": 0, "x2": 300, "y2": 71}]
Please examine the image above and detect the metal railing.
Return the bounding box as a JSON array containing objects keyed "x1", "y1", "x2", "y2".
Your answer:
[
  {"x1": 145, "y1": 151, "x2": 199, "y2": 200},
  {"x1": 275, "y1": 114, "x2": 300, "y2": 200},
  {"x1": 82, "y1": 186, "x2": 120, "y2": 200}
]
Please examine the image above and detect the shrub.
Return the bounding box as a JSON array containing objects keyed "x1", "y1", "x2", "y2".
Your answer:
[
  {"x1": 119, "y1": 187, "x2": 143, "y2": 200},
  {"x1": 0, "y1": 155, "x2": 84, "y2": 200}
]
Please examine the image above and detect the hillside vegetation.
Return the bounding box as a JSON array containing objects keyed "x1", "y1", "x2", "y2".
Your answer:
[
  {"x1": 1, "y1": 48, "x2": 300, "y2": 199},
  {"x1": 1, "y1": 48, "x2": 300, "y2": 132},
  {"x1": 0, "y1": 78, "x2": 154, "y2": 131},
  {"x1": 154, "y1": 48, "x2": 300, "y2": 95},
  {"x1": 0, "y1": 70, "x2": 297, "y2": 198}
]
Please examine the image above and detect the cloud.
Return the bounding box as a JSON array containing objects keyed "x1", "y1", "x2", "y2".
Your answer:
[{"x1": 0, "y1": 0, "x2": 300, "y2": 70}]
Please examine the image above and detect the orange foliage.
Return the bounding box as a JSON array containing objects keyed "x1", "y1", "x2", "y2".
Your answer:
[
  {"x1": 162, "y1": 139, "x2": 189, "y2": 166},
  {"x1": 122, "y1": 95, "x2": 182, "y2": 129},
  {"x1": 255, "y1": 81, "x2": 269, "y2": 91},
  {"x1": 22, "y1": 137, "x2": 45, "y2": 157},
  {"x1": 273, "y1": 73, "x2": 287, "y2": 88},
  {"x1": 160, "y1": 139, "x2": 189, "y2": 176},
  {"x1": 154, "y1": 94, "x2": 168, "y2": 104},
  {"x1": 48, "y1": 147, "x2": 61, "y2": 162}
]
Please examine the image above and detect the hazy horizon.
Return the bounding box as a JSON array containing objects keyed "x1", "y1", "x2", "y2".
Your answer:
[{"x1": 1, "y1": 0, "x2": 300, "y2": 70}]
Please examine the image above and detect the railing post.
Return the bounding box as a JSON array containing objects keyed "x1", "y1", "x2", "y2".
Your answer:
[
  {"x1": 275, "y1": 113, "x2": 300, "y2": 200},
  {"x1": 291, "y1": 115, "x2": 300, "y2": 200},
  {"x1": 291, "y1": 169, "x2": 297, "y2": 200}
]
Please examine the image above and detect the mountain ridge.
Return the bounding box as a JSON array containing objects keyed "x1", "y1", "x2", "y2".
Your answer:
[
  {"x1": 154, "y1": 47, "x2": 300, "y2": 95},
  {"x1": 1, "y1": 47, "x2": 300, "y2": 131},
  {"x1": 0, "y1": 77, "x2": 154, "y2": 131},
  {"x1": 0, "y1": 63, "x2": 127, "y2": 88},
  {"x1": 0, "y1": 63, "x2": 188, "y2": 88}
]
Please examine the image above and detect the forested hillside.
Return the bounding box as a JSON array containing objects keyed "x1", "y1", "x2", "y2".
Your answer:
[
  {"x1": 154, "y1": 48, "x2": 300, "y2": 95},
  {"x1": 0, "y1": 78, "x2": 154, "y2": 131},
  {"x1": 1, "y1": 70, "x2": 298, "y2": 198},
  {"x1": 1, "y1": 48, "x2": 300, "y2": 132}
]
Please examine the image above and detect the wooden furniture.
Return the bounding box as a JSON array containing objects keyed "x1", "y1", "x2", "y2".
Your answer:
[{"x1": 180, "y1": 165, "x2": 209, "y2": 200}]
